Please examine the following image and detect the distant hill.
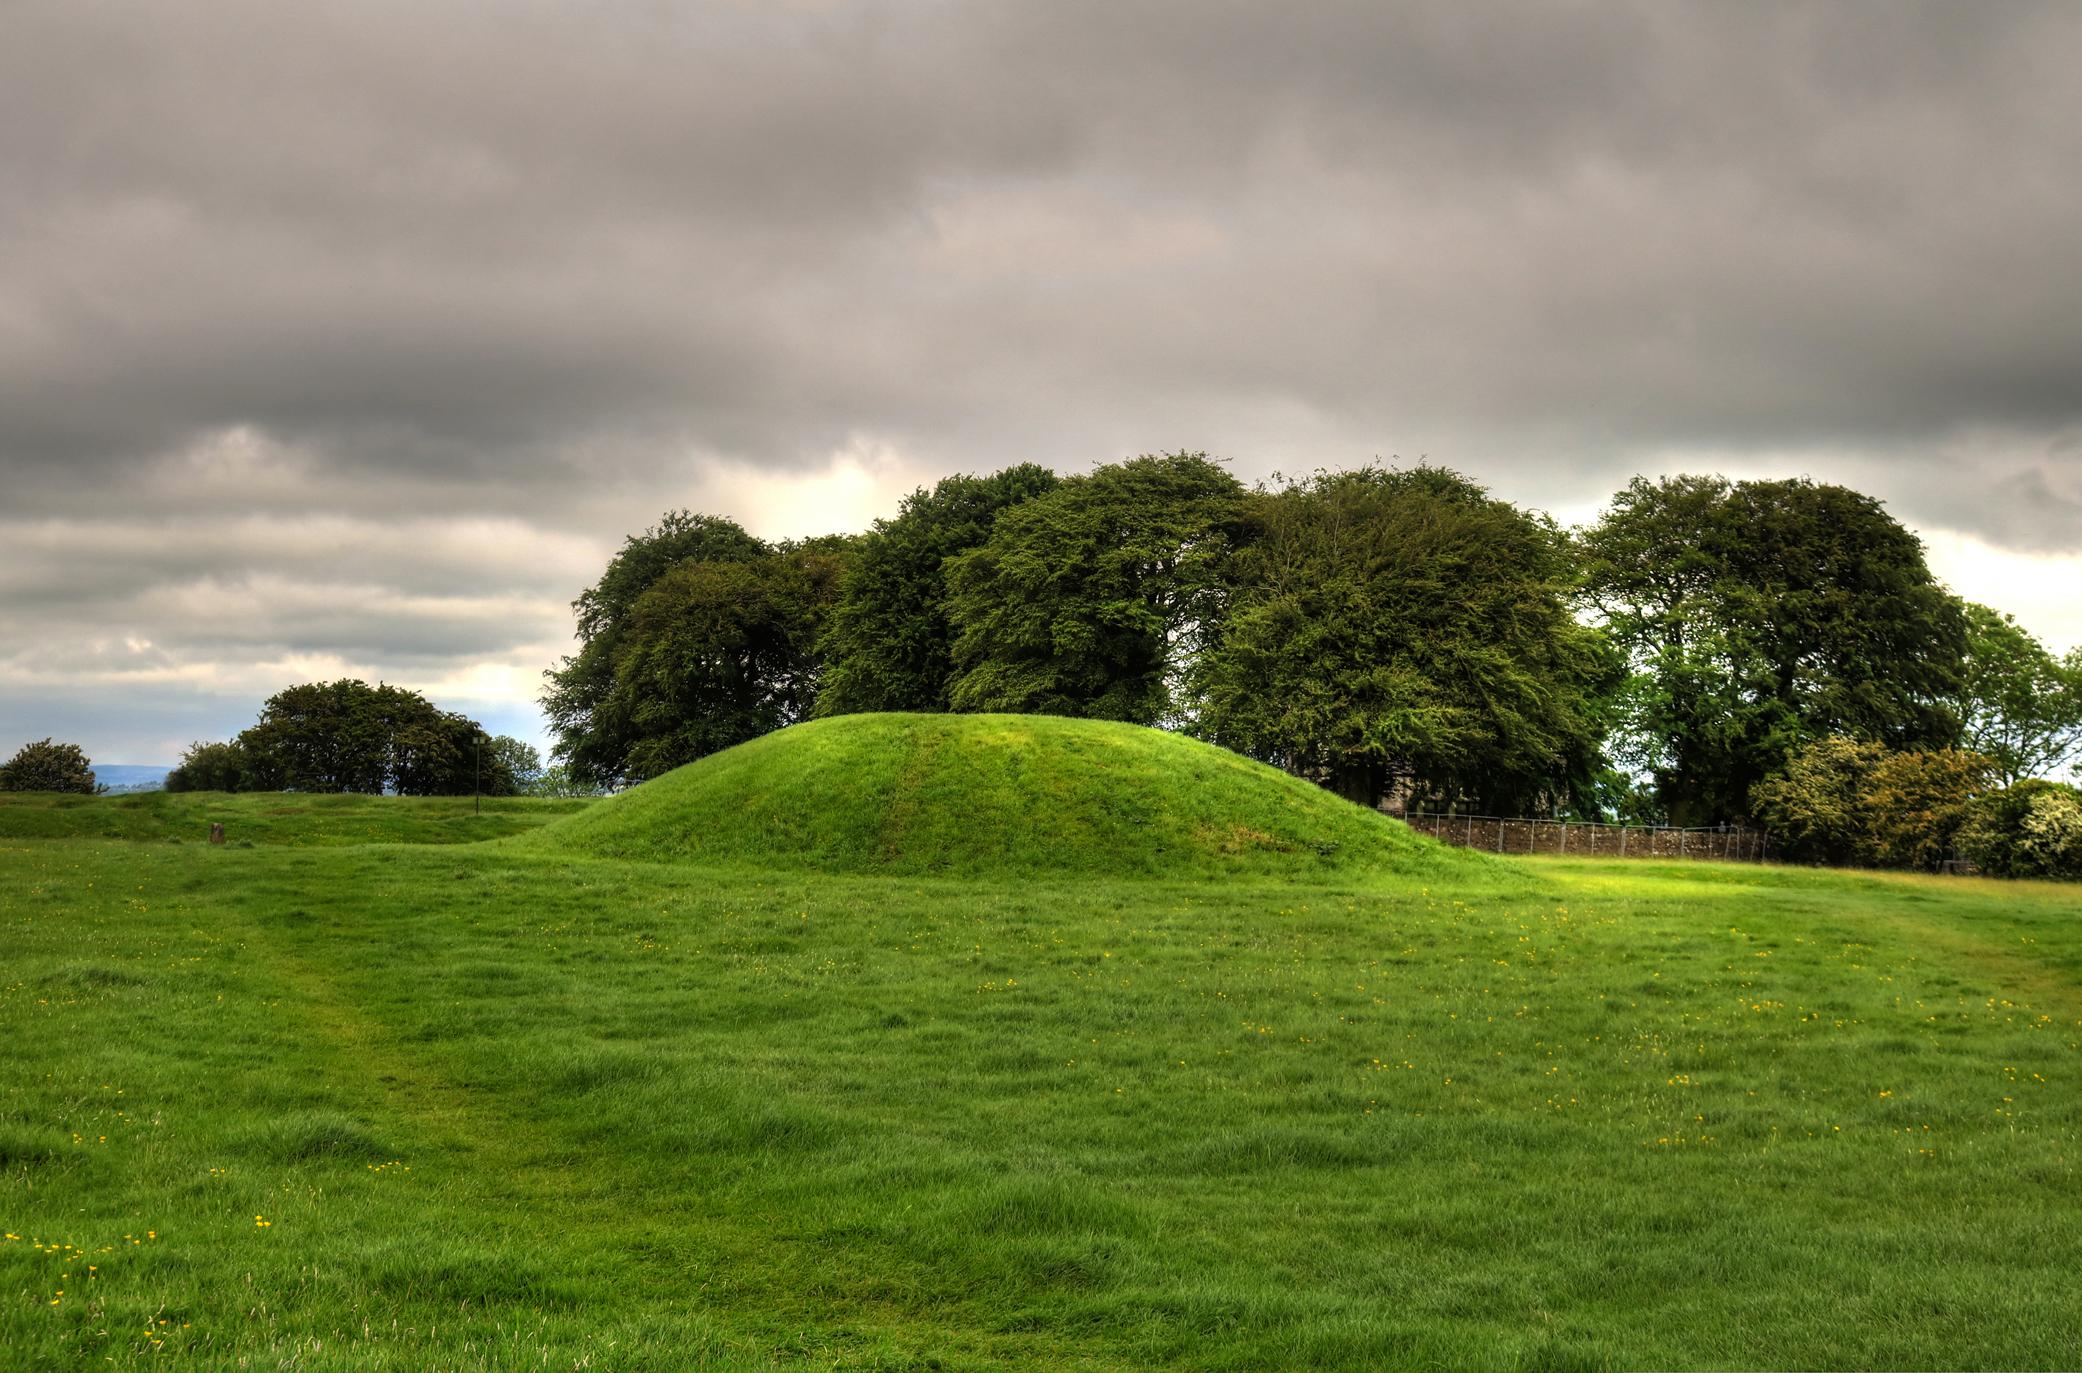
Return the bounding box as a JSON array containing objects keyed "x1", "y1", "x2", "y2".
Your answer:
[{"x1": 89, "y1": 764, "x2": 171, "y2": 794}]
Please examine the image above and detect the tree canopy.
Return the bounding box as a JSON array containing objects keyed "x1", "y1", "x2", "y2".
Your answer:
[
  {"x1": 945, "y1": 452, "x2": 1245, "y2": 724},
  {"x1": 1953, "y1": 602, "x2": 2082, "y2": 785},
  {"x1": 816, "y1": 464, "x2": 1060, "y2": 716},
  {"x1": 1580, "y1": 475, "x2": 1966, "y2": 825},
  {"x1": 0, "y1": 738, "x2": 99, "y2": 794},
  {"x1": 1192, "y1": 465, "x2": 1612, "y2": 812},
  {"x1": 164, "y1": 740, "x2": 250, "y2": 793},
  {"x1": 541, "y1": 513, "x2": 855, "y2": 784},
  {"x1": 489, "y1": 737, "x2": 543, "y2": 793},
  {"x1": 611, "y1": 545, "x2": 847, "y2": 780},
  {"x1": 232, "y1": 679, "x2": 514, "y2": 795},
  {"x1": 538, "y1": 461, "x2": 2054, "y2": 864}
]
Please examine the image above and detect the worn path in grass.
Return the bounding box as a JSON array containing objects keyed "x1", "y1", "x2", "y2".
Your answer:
[{"x1": 3, "y1": 836, "x2": 2079, "y2": 1370}]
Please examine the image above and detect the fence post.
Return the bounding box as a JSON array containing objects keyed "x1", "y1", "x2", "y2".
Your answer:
[
  {"x1": 1497, "y1": 819, "x2": 1504, "y2": 853},
  {"x1": 1464, "y1": 814, "x2": 1472, "y2": 848},
  {"x1": 1619, "y1": 825, "x2": 1627, "y2": 858}
]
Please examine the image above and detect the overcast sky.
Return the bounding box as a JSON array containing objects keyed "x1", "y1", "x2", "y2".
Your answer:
[{"x1": 5, "y1": 1, "x2": 2080, "y2": 766}]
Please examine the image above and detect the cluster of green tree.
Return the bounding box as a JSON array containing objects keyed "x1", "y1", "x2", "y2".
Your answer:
[
  {"x1": 1951, "y1": 604, "x2": 2082, "y2": 784},
  {"x1": 544, "y1": 456, "x2": 1601, "y2": 812},
  {"x1": 1750, "y1": 736, "x2": 2082, "y2": 878},
  {"x1": 1582, "y1": 476, "x2": 1970, "y2": 825},
  {"x1": 0, "y1": 738, "x2": 101, "y2": 794},
  {"x1": 165, "y1": 679, "x2": 539, "y2": 796},
  {"x1": 542, "y1": 455, "x2": 2080, "y2": 861},
  {"x1": 1192, "y1": 465, "x2": 1610, "y2": 815},
  {"x1": 541, "y1": 459, "x2": 2078, "y2": 824}
]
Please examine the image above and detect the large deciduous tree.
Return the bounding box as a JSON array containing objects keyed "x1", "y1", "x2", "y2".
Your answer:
[
  {"x1": 1953, "y1": 602, "x2": 2082, "y2": 785},
  {"x1": 1192, "y1": 465, "x2": 1612, "y2": 813},
  {"x1": 944, "y1": 453, "x2": 1245, "y2": 724},
  {"x1": 816, "y1": 464, "x2": 1060, "y2": 716},
  {"x1": 0, "y1": 738, "x2": 100, "y2": 794},
  {"x1": 1580, "y1": 475, "x2": 1966, "y2": 825},
  {"x1": 542, "y1": 512, "x2": 776, "y2": 784},
  {"x1": 609, "y1": 544, "x2": 848, "y2": 780},
  {"x1": 543, "y1": 513, "x2": 854, "y2": 783}
]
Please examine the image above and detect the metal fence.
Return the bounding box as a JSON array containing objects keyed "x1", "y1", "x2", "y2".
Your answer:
[{"x1": 1401, "y1": 812, "x2": 1771, "y2": 862}]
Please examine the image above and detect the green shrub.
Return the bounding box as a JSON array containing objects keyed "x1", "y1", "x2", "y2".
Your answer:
[
  {"x1": 1753, "y1": 739, "x2": 1993, "y2": 870},
  {"x1": 0, "y1": 738, "x2": 99, "y2": 794},
  {"x1": 1867, "y1": 748, "x2": 1994, "y2": 870},
  {"x1": 1749, "y1": 737, "x2": 1887, "y2": 865}
]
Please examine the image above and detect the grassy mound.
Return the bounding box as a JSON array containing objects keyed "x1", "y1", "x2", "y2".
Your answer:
[{"x1": 526, "y1": 712, "x2": 1484, "y2": 880}]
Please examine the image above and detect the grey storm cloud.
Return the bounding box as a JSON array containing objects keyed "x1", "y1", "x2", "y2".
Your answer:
[{"x1": 3, "y1": 0, "x2": 2081, "y2": 759}]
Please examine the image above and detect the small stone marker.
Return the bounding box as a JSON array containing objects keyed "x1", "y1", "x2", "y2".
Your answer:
[{"x1": 209, "y1": 823, "x2": 225, "y2": 844}]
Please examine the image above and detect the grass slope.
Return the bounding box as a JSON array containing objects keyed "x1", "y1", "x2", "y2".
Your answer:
[
  {"x1": 0, "y1": 790, "x2": 591, "y2": 846},
  {"x1": 2, "y1": 830, "x2": 2078, "y2": 1369},
  {"x1": 528, "y1": 712, "x2": 1485, "y2": 881}
]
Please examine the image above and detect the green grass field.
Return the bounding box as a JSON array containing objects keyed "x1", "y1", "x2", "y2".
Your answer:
[
  {"x1": 0, "y1": 788, "x2": 592, "y2": 846},
  {"x1": 2, "y1": 717, "x2": 2078, "y2": 1369}
]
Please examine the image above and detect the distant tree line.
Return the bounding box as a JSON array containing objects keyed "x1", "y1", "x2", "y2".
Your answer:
[
  {"x1": 162, "y1": 679, "x2": 547, "y2": 797},
  {"x1": 540, "y1": 454, "x2": 2082, "y2": 873}
]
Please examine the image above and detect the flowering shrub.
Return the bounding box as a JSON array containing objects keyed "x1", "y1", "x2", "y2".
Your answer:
[{"x1": 1960, "y1": 780, "x2": 2082, "y2": 879}]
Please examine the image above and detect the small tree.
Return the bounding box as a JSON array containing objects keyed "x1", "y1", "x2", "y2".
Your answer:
[
  {"x1": 164, "y1": 740, "x2": 250, "y2": 793},
  {"x1": 1954, "y1": 603, "x2": 2082, "y2": 785},
  {"x1": 2017, "y1": 790, "x2": 2082, "y2": 878},
  {"x1": 489, "y1": 737, "x2": 543, "y2": 793},
  {"x1": 525, "y1": 763, "x2": 607, "y2": 798},
  {"x1": 0, "y1": 738, "x2": 100, "y2": 794}
]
